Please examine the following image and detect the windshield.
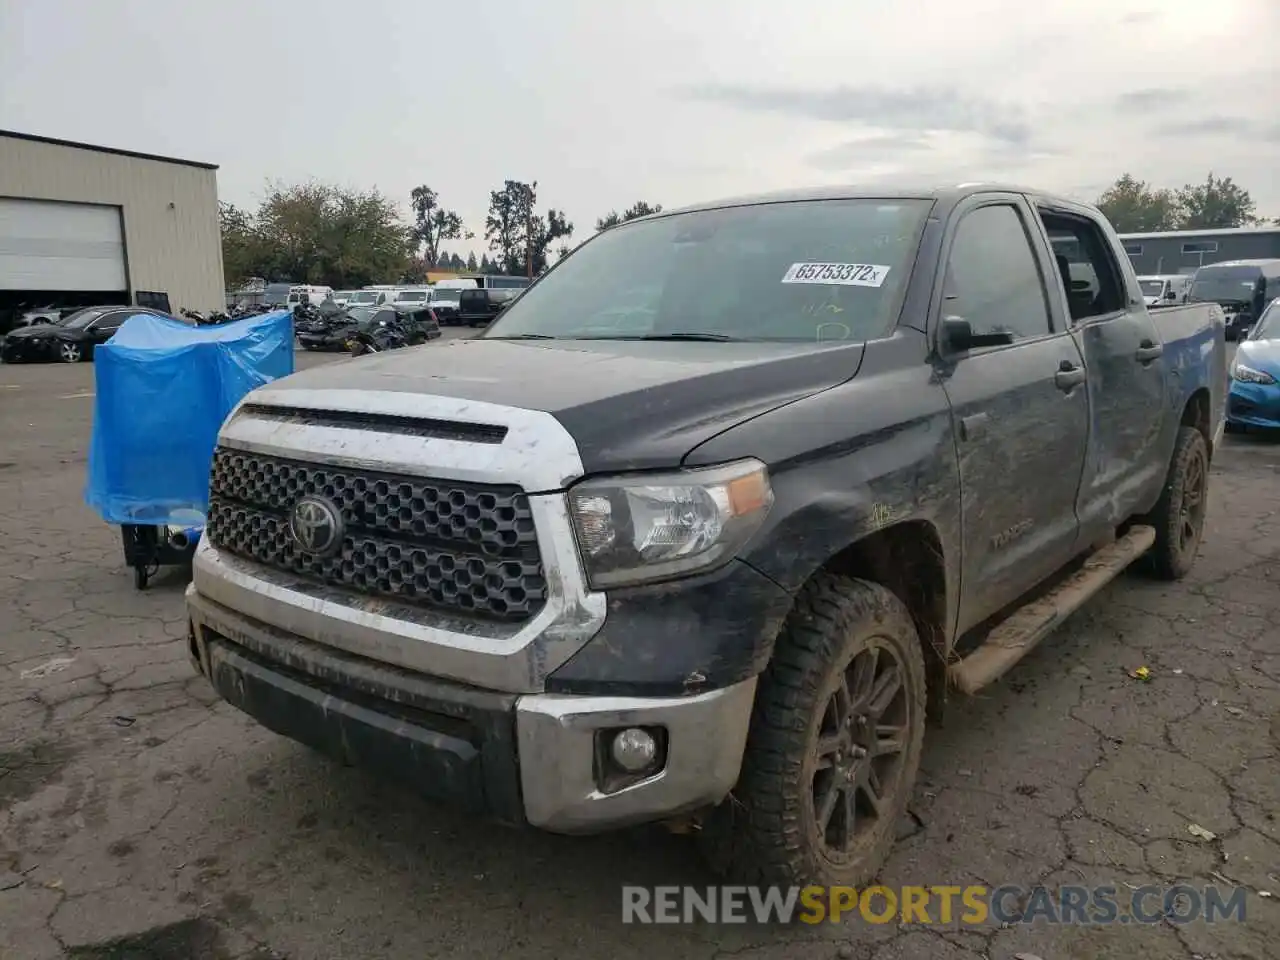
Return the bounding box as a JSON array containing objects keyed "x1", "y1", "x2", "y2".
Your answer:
[
  {"x1": 348, "y1": 291, "x2": 378, "y2": 305},
  {"x1": 484, "y1": 199, "x2": 930, "y2": 342},
  {"x1": 346, "y1": 306, "x2": 378, "y2": 325},
  {"x1": 60, "y1": 309, "x2": 106, "y2": 329},
  {"x1": 1139, "y1": 280, "x2": 1166, "y2": 297},
  {"x1": 1190, "y1": 266, "x2": 1262, "y2": 303},
  {"x1": 395, "y1": 290, "x2": 428, "y2": 302},
  {"x1": 335, "y1": 291, "x2": 354, "y2": 300},
  {"x1": 430, "y1": 288, "x2": 461, "y2": 301},
  {"x1": 1251, "y1": 300, "x2": 1280, "y2": 340}
]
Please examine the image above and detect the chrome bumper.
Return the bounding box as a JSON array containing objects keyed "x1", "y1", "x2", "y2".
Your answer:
[
  {"x1": 517, "y1": 679, "x2": 756, "y2": 833},
  {"x1": 188, "y1": 586, "x2": 755, "y2": 832}
]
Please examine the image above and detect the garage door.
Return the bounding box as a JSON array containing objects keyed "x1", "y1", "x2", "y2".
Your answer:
[{"x1": 0, "y1": 198, "x2": 127, "y2": 291}]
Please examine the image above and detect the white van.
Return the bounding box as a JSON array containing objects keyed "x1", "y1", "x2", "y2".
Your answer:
[
  {"x1": 1137, "y1": 274, "x2": 1192, "y2": 308},
  {"x1": 391, "y1": 287, "x2": 431, "y2": 308},
  {"x1": 286, "y1": 285, "x2": 333, "y2": 309},
  {"x1": 345, "y1": 289, "x2": 395, "y2": 308},
  {"x1": 431, "y1": 277, "x2": 480, "y2": 291}
]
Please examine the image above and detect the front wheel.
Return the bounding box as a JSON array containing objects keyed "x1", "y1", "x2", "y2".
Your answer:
[
  {"x1": 58, "y1": 341, "x2": 84, "y2": 363},
  {"x1": 1146, "y1": 425, "x2": 1210, "y2": 580},
  {"x1": 699, "y1": 574, "x2": 926, "y2": 886}
]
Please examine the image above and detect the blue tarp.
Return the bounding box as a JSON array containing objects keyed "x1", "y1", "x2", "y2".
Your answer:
[{"x1": 85, "y1": 311, "x2": 294, "y2": 526}]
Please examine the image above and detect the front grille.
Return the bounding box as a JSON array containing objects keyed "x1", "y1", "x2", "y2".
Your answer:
[{"x1": 206, "y1": 447, "x2": 547, "y2": 622}]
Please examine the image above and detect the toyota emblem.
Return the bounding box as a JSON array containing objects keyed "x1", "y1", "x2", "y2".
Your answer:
[{"x1": 289, "y1": 496, "x2": 344, "y2": 557}]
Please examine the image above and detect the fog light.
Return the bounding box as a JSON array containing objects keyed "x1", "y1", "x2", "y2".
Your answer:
[{"x1": 610, "y1": 727, "x2": 658, "y2": 773}]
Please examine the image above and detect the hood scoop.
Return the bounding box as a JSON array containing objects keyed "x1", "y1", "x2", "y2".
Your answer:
[{"x1": 237, "y1": 403, "x2": 508, "y2": 444}]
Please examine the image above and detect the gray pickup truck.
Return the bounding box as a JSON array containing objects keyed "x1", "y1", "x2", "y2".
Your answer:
[{"x1": 186, "y1": 184, "x2": 1225, "y2": 887}]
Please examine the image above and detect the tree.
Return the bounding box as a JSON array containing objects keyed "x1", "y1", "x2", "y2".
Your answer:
[
  {"x1": 220, "y1": 202, "x2": 265, "y2": 287},
  {"x1": 449, "y1": 252, "x2": 464, "y2": 270},
  {"x1": 479, "y1": 253, "x2": 493, "y2": 273},
  {"x1": 466, "y1": 251, "x2": 479, "y2": 272},
  {"x1": 409, "y1": 185, "x2": 472, "y2": 266},
  {"x1": 1176, "y1": 173, "x2": 1258, "y2": 229},
  {"x1": 220, "y1": 182, "x2": 412, "y2": 288},
  {"x1": 596, "y1": 200, "x2": 663, "y2": 232},
  {"x1": 1095, "y1": 175, "x2": 1180, "y2": 233},
  {"x1": 485, "y1": 179, "x2": 574, "y2": 276}
]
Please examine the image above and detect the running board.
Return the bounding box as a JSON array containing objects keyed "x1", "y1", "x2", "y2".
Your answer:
[{"x1": 947, "y1": 525, "x2": 1156, "y2": 695}]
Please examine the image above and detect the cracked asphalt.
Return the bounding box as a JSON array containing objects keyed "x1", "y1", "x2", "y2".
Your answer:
[{"x1": 1, "y1": 349, "x2": 1278, "y2": 960}]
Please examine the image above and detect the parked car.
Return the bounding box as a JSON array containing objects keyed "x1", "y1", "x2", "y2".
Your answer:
[
  {"x1": 332, "y1": 290, "x2": 356, "y2": 308},
  {"x1": 1, "y1": 306, "x2": 181, "y2": 363},
  {"x1": 427, "y1": 286, "x2": 463, "y2": 324},
  {"x1": 347, "y1": 305, "x2": 442, "y2": 355},
  {"x1": 262, "y1": 283, "x2": 293, "y2": 308},
  {"x1": 286, "y1": 285, "x2": 334, "y2": 311},
  {"x1": 1226, "y1": 297, "x2": 1280, "y2": 431},
  {"x1": 345, "y1": 289, "x2": 394, "y2": 308},
  {"x1": 1137, "y1": 274, "x2": 1192, "y2": 308},
  {"x1": 457, "y1": 287, "x2": 519, "y2": 327},
  {"x1": 1187, "y1": 259, "x2": 1280, "y2": 341},
  {"x1": 187, "y1": 184, "x2": 1223, "y2": 889},
  {"x1": 391, "y1": 288, "x2": 431, "y2": 309}
]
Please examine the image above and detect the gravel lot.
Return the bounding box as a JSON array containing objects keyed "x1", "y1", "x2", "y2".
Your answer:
[{"x1": 1, "y1": 341, "x2": 1277, "y2": 959}]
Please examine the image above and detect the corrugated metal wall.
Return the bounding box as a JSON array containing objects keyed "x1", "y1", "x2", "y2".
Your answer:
[
  {"x1": 0, "y1": 135, "x2": 224, "y2": 311},
  {"x1": 1120, "y1": 231, "x2": 1280, "y2": 276}
]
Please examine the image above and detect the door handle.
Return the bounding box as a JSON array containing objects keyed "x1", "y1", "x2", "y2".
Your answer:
[
  {"x1": 1055, "y1": 361, "x2": 1086, "y2": 391},
  {"x1": 1135, "y1": 340, "x2": 1163, "y2": 363}
]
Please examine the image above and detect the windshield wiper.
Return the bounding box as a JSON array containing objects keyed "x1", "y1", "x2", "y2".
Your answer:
[
  {"x1": 635, "y1": 332, "x2": 738, "y2": 342},
  {"x1": 488, "y1": 333, "x2": 557, "y2": 340}
]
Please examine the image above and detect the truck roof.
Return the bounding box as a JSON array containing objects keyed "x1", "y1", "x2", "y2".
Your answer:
[{"x1": 657, "y1": 182, "x2": 1096, "y2": 219}]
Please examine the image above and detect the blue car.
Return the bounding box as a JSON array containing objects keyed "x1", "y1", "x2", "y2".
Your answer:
[{"x1": 1227, "y1": 297, "x2": 1280, "y2": 430}]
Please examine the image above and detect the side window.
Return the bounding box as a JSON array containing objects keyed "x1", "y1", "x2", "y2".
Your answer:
[
  {"x1": 94, "y1": 312, "x2": 125, "y2": 332},
  {"x1": 945, "y1": 204, "x2": 1053, "y2": 342},
  {"x1": 1040, "y1": 211, "x2": 1127, "y2": 322}
]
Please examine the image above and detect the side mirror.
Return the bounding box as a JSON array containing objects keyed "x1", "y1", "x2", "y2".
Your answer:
[{"x1": 943, "y1": 316, "x2": 1014, "y2": 352}]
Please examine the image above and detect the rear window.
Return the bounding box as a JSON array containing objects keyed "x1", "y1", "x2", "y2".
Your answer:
[
  {"x1": 485, "y1": 198, "x2": 930, "y2": 343},
  {"x1": 395, "y1": 290, "x2": 428, "y2": 302},
  {"x1": 1139, "y1": 279, "x2": 1165, "y2": 297}
]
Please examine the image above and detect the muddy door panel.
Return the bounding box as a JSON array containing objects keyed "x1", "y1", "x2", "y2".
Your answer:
[
  {"x1": 1072, "y1": 309, "x2": 1167, "y2": 534},
  {"x1": 933, "y1": 199, "x2": 1091, "y2": 636},
  {"x1": 943, "y1": 334, "x2": 1090, "y2": 632}
]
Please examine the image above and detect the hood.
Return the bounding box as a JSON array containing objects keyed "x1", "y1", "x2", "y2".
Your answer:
[
  {"x1": 5, "y1": 324, "x2": 79, "y2": 341},
  {"x1": 256, "y1": 336, "x2": 864, "y2": 473},
  {"x1": 1236, "y1": 339, "x2": 1280, "y2": 378}
]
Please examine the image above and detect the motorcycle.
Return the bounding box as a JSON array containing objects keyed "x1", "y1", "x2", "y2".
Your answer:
[{"x1": 179, "y1": 308, "x2": 232, "y2": 327}]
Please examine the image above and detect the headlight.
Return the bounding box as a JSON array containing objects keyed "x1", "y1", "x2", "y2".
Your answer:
[
  {"x1": 567, "y1": 459, "x2": 774, "y2": 588},
  {"x1": 1231, "y1": 363, "x2": 1277, "y2": 385}
]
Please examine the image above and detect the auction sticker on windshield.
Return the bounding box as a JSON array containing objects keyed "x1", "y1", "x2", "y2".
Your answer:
[{"x1": 782, "y1": 263, "x2": 891, "y2": 286}]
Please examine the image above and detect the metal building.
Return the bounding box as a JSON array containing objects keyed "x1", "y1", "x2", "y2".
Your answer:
[
  {"x1": 1117, "y1": 226, "x2": 1280, "y2": 276},
  {"x1": 0, "y1": 129, "x2": 224, "y2": 315}
]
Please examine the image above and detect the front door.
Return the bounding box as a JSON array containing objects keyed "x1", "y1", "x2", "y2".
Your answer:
[{"x1": 936, "y1": 200, "x2": 1091, "y2": 635}]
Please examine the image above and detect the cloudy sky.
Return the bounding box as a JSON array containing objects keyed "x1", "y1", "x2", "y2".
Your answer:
[{"x1": 2, "y1": 0, "x2": 1277, "y2": 255}]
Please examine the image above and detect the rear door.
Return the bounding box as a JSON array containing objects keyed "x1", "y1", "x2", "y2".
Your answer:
[
  {"x1": 936, "y1": 196, "x2": 1091, "y2": 635},
  {"x1": 1035, "y1": 205, "x2": 1168, "y2": 536}
]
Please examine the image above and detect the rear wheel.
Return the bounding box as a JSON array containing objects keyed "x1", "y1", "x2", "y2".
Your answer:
[
  {"x1": 58, "y1": 341, "x2": 83, "y2": 363},
  {"x1": 698, "y1": 574, "x2": 926, "y2": 886},
  {"x1": 1147, "y1": 425, "x2": 1209, "y2": 580}
]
